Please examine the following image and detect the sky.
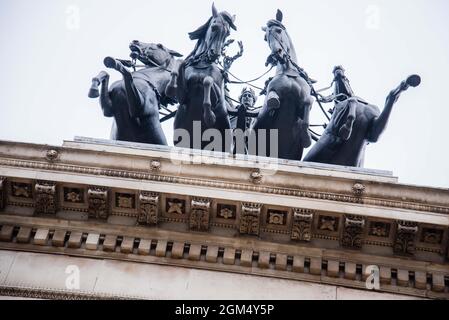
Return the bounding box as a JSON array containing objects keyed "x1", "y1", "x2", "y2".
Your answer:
[{"x1": 0, "y1": 0, "x2": 448, "y2": 189}]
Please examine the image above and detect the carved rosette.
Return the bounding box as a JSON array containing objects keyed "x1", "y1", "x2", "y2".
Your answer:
[
  {"x1": 250, "y1": 169, "x2": 263, "y2": 184},
  {"x1": 341, "y1": 215, "x2": 365, "y2": 249},
  {"x1": 138, "y1": 192, "x2": 159, "y2": 226},
  {"x1": 0, "y1": 177, "x2": 6, "y2": 210},
  {"x1": 88, "y1": 187, "x2": 109, "y2": 220},
  {"x1": 150, "y1": 160, "x2": 161, "y2": 172},
  {"x1": 352, "y1": 183, "x2": 366, "y2": 197},
  {"x1": 34, "y1": 181, "x2": 58, "y2": 215},
  {"x1": 291, "y1": 209, "x2": 314, "y2": 242},
  {"x1": 240, "y1": 203, "x2": 262, "y2": 236},
  {"x1": 190, "y1": 198, "x2": 211, "y2": 232},
  {"x1": 394, "y1": 221, "x2": 418, "y2": 255}
]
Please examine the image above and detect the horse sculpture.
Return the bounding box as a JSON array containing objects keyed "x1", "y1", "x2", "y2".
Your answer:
[
  {"x1": 88, "y1": 41, "x2": 182, "y2": 145},
  {"x1": 304, "y1": 66, "x2": 421, "y2": 167},
  {"x1": 165, "y1": 3, "x2": 236, "y2": 152},
  {"x1": 251, "y1": 10, "x2": 314, "y2": 161}
]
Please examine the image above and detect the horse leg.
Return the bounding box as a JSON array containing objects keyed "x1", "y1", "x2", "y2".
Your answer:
[
  {"x1": 297, "y1": 96, "x2": 313, "y2": 149},
  {"x1": 165, "y1": 70, "x2": 178, "y2": 99},
  {"x1": 266, "y1": 90, "x2": 280, "y2": 116},
  {"x1": 338, "y1": 99, "x2": 356, "y2": 141},
  {"x1": 104, "y1": 56, "x2": 145, "y2": 118},
  {"x1": 203, "y1": 76, "x2": 216, "y2": 127},
  {"x1": 89, "y1": 71, "x2": 114, "y2": 117}
]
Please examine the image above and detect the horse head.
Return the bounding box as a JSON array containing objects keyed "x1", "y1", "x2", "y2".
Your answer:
[
  {"x1": 187, "y1": 3, "x2": 236, "y2": 63},
  {"x1": 129, "y1": 40, "x2": 182, "y2": 68},
  {"x1": 262, "y1": 10, "x2": 296, "y2": 66}
]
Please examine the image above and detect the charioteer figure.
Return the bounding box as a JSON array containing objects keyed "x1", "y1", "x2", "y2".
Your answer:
[
  {"x1": 304, "y1": 66, "x2": 421, "y2": 167},
  {"x1": 228, "y1": 87, "x2": 260, "y2": 154}
]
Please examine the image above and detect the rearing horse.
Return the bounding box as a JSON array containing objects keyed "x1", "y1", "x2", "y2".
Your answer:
[
  {"x1": 165, "y1": 3, "x2": 236, "y2": 152},
  {"x1": 251, "y1": 10, "x2": 313, "y2": 161}
]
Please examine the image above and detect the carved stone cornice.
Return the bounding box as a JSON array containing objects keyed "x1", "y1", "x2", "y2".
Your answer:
[
  {"x1": 291, "y1": 208, "x2": 314, "y2": 242},
  {"x1": 0, "y1": 215, "x2": 448, "y2": 299}
]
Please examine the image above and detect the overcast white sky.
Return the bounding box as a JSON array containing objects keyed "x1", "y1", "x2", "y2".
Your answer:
[{"x1": 0, "y1": 0, "x2": 448, "y2": 188}]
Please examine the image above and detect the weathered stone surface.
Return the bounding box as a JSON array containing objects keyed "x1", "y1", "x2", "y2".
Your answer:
[
  {"x1": 52, "y1": 230, "x2": 67, "y2": 247},
  {"x1": 223, "y1": 248, "x2": 236, "y2": 265},
  {"x1": 155, "y1": 240, "x2": 167, "y2": 257},
  {"x1": 137, "y1": 239, "x2": 151, "y2": 256},
  {"x1": 240, "y1": 249, "x2": 253, "y2": 267},
  {"x1": 103, "y1": 235, "x2": 117, "y2": 252},
  {"x1": 85, "y1": 233, "x2": 100, "y2": 251},
  {"x1": 310, "y1": 258, "x2": 322, "y2": 275},
  {"x1": 16, "y1": 227, "x2": 32, "y2": 243},
  {"x1": 0, "y1": 225, "x2": 14, "y2": 242},
  {"x1": 206, "y1": 246, "x2": 218, "y2": 263},
  {"x1": 171, "y1": 242, "x2": 185, "y2": 259},
  {"x1": 292, "y1": 256, "x2": 305, "y2": 273},
  {"x1": 414, "y1": 271, "x2": 427, "y2": 290},
  {"x1": 380, "y1": 266, "x2": 391, "y2": 285},
  {"x1": 258, "y1": 251, "x2": 270, "y2": 269},
  {"x1": 327, "y1": 260, "x2": 340, "y2": 278},
  {"x1": 397, "y1": 269, "x2": 409, "y2": 287},
  {"x1": 33, "y1": 229, "x2": 49, "y2": 246},
  {"x1": 275, "y1": 254, "x2": 287, "y2": 271},
  {"x1": 188, "y1": 244, "x2": 202, "y2": 261},
  {"x1": 432, "y1": 273, "x2": 445, "y2": 292},
  {"x1": 120, "y1": 237, "x2": 134, "y2": 254},
  {"x1": 68, "y1": 232, "x2": 83, "y2": 249},
  {"x1": 344, "y1": 262, "x2": 357, "y2": 280}
]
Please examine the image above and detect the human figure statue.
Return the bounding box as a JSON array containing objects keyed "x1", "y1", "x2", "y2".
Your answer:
[
  {"x1": 165, "y1": 3, "x2": 236, "y2": 152},
  {"x1": 251, "y1": 10, "x2": 314, "y2": 161},
  {"x1": 304, "y1": 66, "x2": 421, "y2": 167},
  {"x1": 228, "y1": 87, "x2": 260, "y2": 154},
  {"x1": 88, "y1": 41, "x2": 182, "y2": 145}
]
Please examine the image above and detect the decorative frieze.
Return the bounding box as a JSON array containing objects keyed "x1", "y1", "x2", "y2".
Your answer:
[
  {"x1": 240, "y1": 202, "x2": 262, "y2": 236},
  {"x1": 0, "y1": 177, "x2": 5, "y2": 210},
  {"x1": 394, "y1": 221, "x2": 418, "y2": 255},
  {"x1": 138, "y1": 192, "x2": 159, "y2": 226},
  {"x1": 291, "y1": 209, "x2": 314, "y2": 242},
  {"x1": 34, "y1": 181, "x2": 58, "y2": 215},
  {"x1": 190, "y1": 197, "x2": 211, "y2": 231},
  {"x1": 341, "y1": 215, "x2": 366, "y2": 249},
  {"x1": 87, "y1": 187, "x2": 109, "y2": 220}
]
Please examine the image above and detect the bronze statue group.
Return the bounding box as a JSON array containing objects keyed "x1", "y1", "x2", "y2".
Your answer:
[{"x1": 89, "y1": 4, "x2": 420, "y2": 168}]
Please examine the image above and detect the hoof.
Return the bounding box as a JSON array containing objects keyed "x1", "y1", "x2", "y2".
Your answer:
[
  {"x1": 88, "y1": 87, "x2": 99, "y2": 99},
  {"x1": 103, "y1": 56, "x2": 117, "y2": 69}
]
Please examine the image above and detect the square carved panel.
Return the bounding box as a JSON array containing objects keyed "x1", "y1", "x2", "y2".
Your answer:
[
  {"x1": 266, "y1": 209, "x2": 287, "y2": 226},
  {"x1": 368, "y1": 221, "x2": 391, "y2": 238},
  {"x1": 63, "y1": 187, "x2": 84, "y2": 204},
  {"x1": 217, "y1": 203, "x2": 236, "y2": 220},
  {"x1": 317, "y1": 215, "x2": 339, "y2": 232},
  {"x1": 166, "y1": 198, "x2": 186, "y2": 215},
  {"x1": 11, "y1": 182, "x2": 33, "y2": 199},
  {"x1": 115, "y1": 193, "x2": 136, "y2": 209},
  {"x1": 420, "y1": 228, "x2": 444, "y2": 245}
]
